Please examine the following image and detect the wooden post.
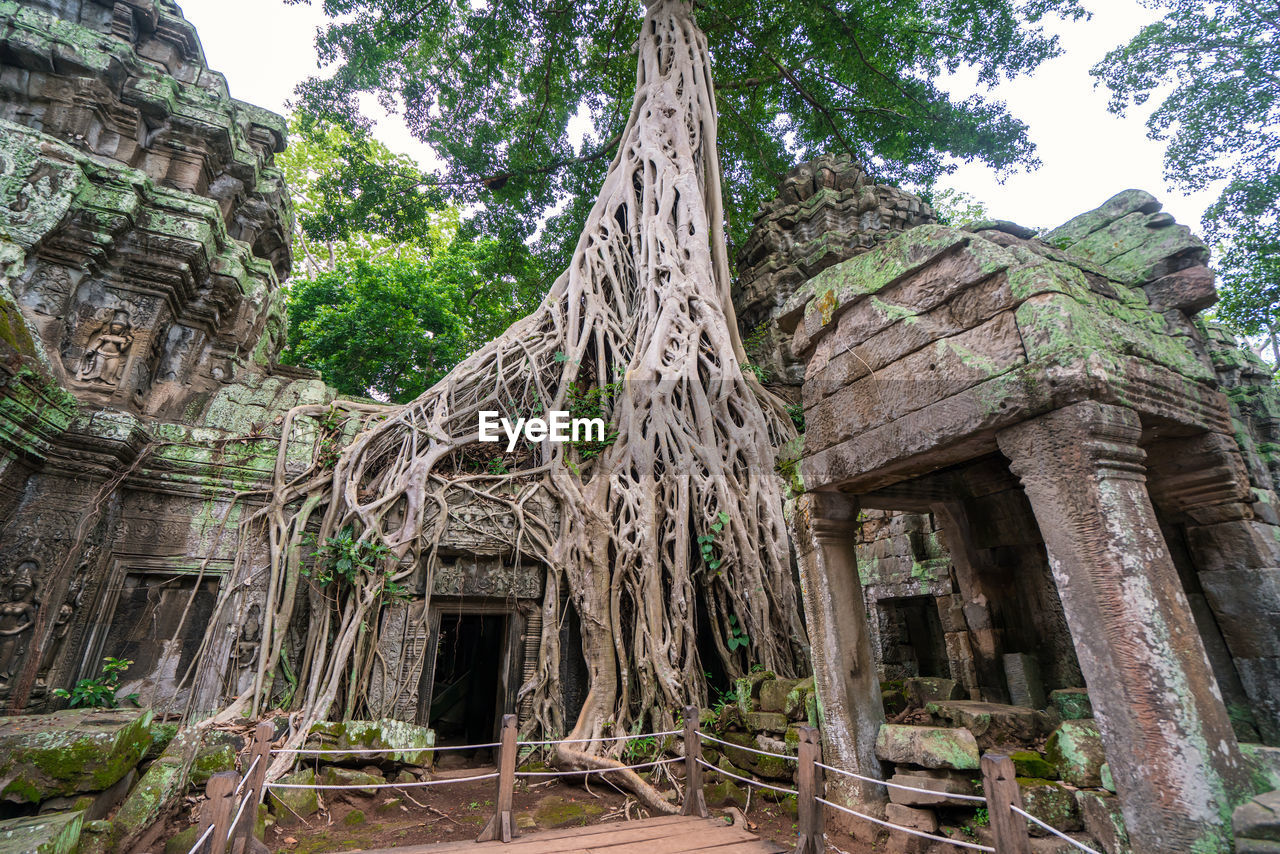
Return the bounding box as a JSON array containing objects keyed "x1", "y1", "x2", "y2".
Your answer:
[
  {"x1": 795, "y1": 726, "x2": 824, "y2": 854},
  {"x1": 981, "y1": 753, "x2": 1030, "y2": 854},
  {"x1": 228, "y1": 721, "x2": 274, "y2": 854},
  {"x1": 198, "y1": 771, "x2": 239, "y2": 854},
  {"x1": 680, "y1": 705, "x2": 708, "y2": 818},
  {"x1": 477, "y1": 714, "x2": 519, "y2": 843}
]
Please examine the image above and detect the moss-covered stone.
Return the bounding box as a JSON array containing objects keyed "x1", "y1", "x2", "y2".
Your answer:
[
  {"x1": 188, "y1": 743, "x2": 236, "y2": 787},
  {"x1": 342, "y1": 809, "x2": 366, "y2": 826},
  {"x1": 1241, "y1": 743, "x2": 1280, "y2": 795},
  {"x1": 1049, "y1": 689, "x2": 1093, "y2": 721},
  {"x1": 531, "y1": 795, "x2": 603, "y2": 829},
  {"x1": 758, "y1": 678, "x2": 800, "y2": 713},
  {"x1": 111, "y1": 728, "x2": 198, "y2": 851},
  {"x1": 1017, "y1": 778, "x2": 1081, "y2": 835},
  {"x1": 74, "y1": 820, "x2": 112, "y2": 854},
  {"x1": 1010, "y1": 750, "x2": 1056, "y2": 780},
  {"x1": 703, "y1": 779, "x2": 748, "y2": 810},
  {"x1": 164, "y1": 826, "x2": 200, "y2": 854},
  {"x1": 1046, "y1": 720, "x2": 1107, "y2": 788},
  {"x1": 0, "y1": 708, "x2": 153, "y2": 804},
  {"x1": 784, "y1": 677, "x2": 815, "y2": 722},
  {"x1": 0, "y1": 811, "x2": 83, "y2": 854},
  {"x1": 744, "y1": 711, "x2": 789, "y2": 734},
  {"x1": 320, "y1": 766, "x2": 383, "y2": 796},
  {"x1": 307, "y1": 719, "x2": 435, "y2": 767},
  {"x1": 143, "y1": 723, "x2": 180, "y2": 762},
  {"x1": 268, "y1": 769, "x2": 319, "y2": 825},
  {"x1": 874, "y1": 724, "x2": 980, "y2": 771}
]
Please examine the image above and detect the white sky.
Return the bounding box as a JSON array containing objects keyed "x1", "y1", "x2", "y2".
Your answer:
[{"x1": 177, "y1": 0, "x2": 1220, "y2": 234}]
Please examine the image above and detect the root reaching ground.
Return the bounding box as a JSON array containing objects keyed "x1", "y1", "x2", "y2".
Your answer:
[{"x1": 198, "y1": 0, "x2": 805, "y2": 808}]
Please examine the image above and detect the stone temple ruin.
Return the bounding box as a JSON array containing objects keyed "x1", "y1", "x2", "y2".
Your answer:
[
  {"x1": 0, "y1": 0, "x2": 571, "y2": 747},
  {"x1": 0, "y1": 2, "x2": 1279, "y2": 852}
]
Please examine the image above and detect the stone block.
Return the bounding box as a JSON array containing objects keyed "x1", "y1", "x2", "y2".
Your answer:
[
  {"x1": 0, "y1": 708, "x2": 153, "y2": 804},
  {"x1": 1186, "y1": 520, "x2": 1280, "y2": 571},
  {"x1": 1010, "y1": 750, "x2": 1056, "y2": 779},
  {"x1": 1076, "y1": 790, "x2": 1131, "y2": 854},
  {"x1": 1100, "y1": 763, "x2": 1115, "y2": 793},
  {"x1": 189, "y1": 742, "x2": 237, "y2": 786},
  {"x1": 758, "y1": 678, "x2": 800, "y2": 713},
  {"x1": 319, "y1": 766, "x2": 383, "y2": 797},
  {"x1": 267, "y1": 769, "x2": 318, "y2": 825},
  {"x1": 1018, "y1": 779, "x2": 1081, "y2": 836},
  {"x1": 745, "y1": 711, "x2": 790, "y2": 735},
  {"x1": 1003, "y1": 653, "x2": 1047, "y2": 709},
  {"x1": 307, "y1": 719, "x2": 435, "y2": 767},
  {"x1": 1199, "y1": 568, "x2": 1280, "y2": 658},
  {"x1": 885, "y1": 772, "x2": 979, "y2": 807},
  {"x1": 531, "y1": 795, "x2": 603, "y2": 828},
  {"x1": 784, "y1": 676, "x2": 815, "y2": 721},
  {"x1": 703, "y1": 779, "x2": 748, "y2": 809},
  {"x1": 1243, "y1": 743, "x2": 1280, "y2": 793},
  {"x1": 925, "y1": 700, "x2": 1039, "y2": 749},
  {"x1": 884, "y1": 803, "x2": 937, "y2": 832},
  {"x1": 0, "y1": 810, "x2": 83, "y2": 854},
  {"x1": 1049, "y1": 688, "x2": 1092, "y2": 721},
  {"x1": 109, "y1": 728, "x2": 198, "y2": 851},
  {"x1": 903, "y1": 677, "x2": 964, "y2": 706},
  {"x1": 1046, "y1": 720, "x2": 1107, "y2": 788},
  {"x1": 875, "y1": 725, "x2": 980, "y2": 770},
  {"x1": 1236, "y1": 790, "x2": 1280, "y2": 844}
]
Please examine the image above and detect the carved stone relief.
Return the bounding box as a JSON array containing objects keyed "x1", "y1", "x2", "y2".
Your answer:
[{"x1": 0, "y1": 560, "x2": 37, "y2": 695}]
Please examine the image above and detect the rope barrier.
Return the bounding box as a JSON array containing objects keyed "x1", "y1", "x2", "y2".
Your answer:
[
  {"x1": 699, "y1": 732, "x2": 797, "y2": 762},
  {"x1": 517, "y1": 729, "x2": 682, "y2": 747},
  {"x1": 234, "y1": 755, "x2": 261, "y2": 795},
  {"x1": 266, "y1": 772, "x2": 500, "y2": 791},
  {"x1": 229, "y1": 787, "x2": 254, "y2": 831},
  {"x1": 186, "y1": 823, "x2": 215, "y2": 854},
  {"x1": 816, "y1": 762, "x2": 987, "y2": 803},
  {"x1": 1010, "y1": 806, "x2": 1103, "y2": 853},
  {"x1": 516, "y1": 756, "x2": 683, "y2": 778},
  {"x1": 272, "y1": 742, "x2": 496, "y2": 755},
  {"x1": 817, "y1": 797, "x2": 996, "y2": 852},
  {"x1": 695, "y1": 758, "x2": 799, "y2": 798}
]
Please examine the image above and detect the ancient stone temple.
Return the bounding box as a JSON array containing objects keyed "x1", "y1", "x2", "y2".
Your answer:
[
  {"x1": 0, "y1": 0, "x2": 562, "y2": 747},
  {"x1": 752, "y1": 158, "x2": 1280, "y2": 851}
]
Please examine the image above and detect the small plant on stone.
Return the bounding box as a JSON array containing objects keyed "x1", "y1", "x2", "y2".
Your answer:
[
  {"x1": 53, "y1": 657, "x2": 139, "y2": 709},
  {"x1": 972, "y1": 807, "x2": 989, "y2": 827},
  {"x1": 623, "y1": 735, "x2": 658, "y2": 763}
]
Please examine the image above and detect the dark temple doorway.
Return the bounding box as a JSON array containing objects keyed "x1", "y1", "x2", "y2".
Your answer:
[{"x1": 420, "y1": 610, "x2": 512, "y2": 757}]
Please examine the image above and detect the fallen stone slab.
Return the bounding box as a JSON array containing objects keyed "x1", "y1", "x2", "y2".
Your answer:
[
  {"x1": 109, "y1": 726, "x2": 201, "y2": 852},
  {"x1": 307, "y1": 719, "x2": 435, "y2": 767},
  {"x1": 925, "y1": 700, "x2": 1039, "y2": 749},
  {"x1": 1236, "y1": 790, "x2": 1280, "y2": 844},
  {"x1": 875, "y1": 724, "x2": 980, "y2": 770},
  {"x1": 0, "y1": 810, "x2": 83, "y2": 854},
  {"x1": 885, "y1": 772, "x2": 980, "y2": 808},
  {"x1": 1046, "y1": 719, "x2": 1107, "y2": 788},
  {"x1": 0, "y1": 708, "x2": 153, "y2": 804}
]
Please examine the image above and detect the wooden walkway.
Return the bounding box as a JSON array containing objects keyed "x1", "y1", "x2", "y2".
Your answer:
[{"x1": 344, "y1": 815, "x2": 787, "y2": 853}]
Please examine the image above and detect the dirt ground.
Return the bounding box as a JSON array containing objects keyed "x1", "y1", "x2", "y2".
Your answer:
[{"x1": 250, "y1": 769, "x2": 909, "y2": 854}]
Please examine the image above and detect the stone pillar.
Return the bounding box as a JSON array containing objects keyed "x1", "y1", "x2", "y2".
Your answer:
[
  {"x1": 997, "y1": 401, "x2": 1250, "y2": 853},
  {"x1": 790, "y1": 491, "x2": 887, "y2": 816}
]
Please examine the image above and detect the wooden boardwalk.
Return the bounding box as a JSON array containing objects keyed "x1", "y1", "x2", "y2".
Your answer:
[{"x1": 344, "y1": 815, "x2": 787, "y2": 853}]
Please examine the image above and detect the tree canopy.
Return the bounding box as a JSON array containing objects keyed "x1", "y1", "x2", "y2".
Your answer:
[
  {"x1": 1092, "y1": 0, "x2": 1279, "y2": 351},
  {"x1": 287, "y1": 0, "x2": 1086, "y2": 283}
]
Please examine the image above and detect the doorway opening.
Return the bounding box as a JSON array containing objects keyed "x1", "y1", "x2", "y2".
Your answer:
[
  {"x1": 881, "y1": 595, "x2": 947, "y2": 679},
  {"x1": 426, "y1": 612, "x2": 507, "y2": 753}
]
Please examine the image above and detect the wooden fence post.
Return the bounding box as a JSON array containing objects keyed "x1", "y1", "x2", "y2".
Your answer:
[
  {"x1": 680, "y1": 705, "x2": 708, "y2": 818},
  {"x1": 228, "y1": 721, "x2": 274, "y2": 854},
  {"x1": 477, "y1": 714, "x2": 519, "y2": 843},
  {"x1": 981, "y1": 753, "x2": 1030, "y2": 854},
  {"x1": 198, "y1": 771, "x2": 239, "y2": 854},
  {"x1": 795, "y1": 726, "x2": 824, "y2": 854}
]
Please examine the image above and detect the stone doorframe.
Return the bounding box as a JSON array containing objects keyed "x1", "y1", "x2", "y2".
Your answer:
[{"x1": 416, "y1": 597, "x2": 529, "y2": 742}]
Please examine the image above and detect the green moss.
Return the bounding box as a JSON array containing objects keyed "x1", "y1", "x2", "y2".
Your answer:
[{"x1": 342, "y1": 810, "x2": 366, "y2": 826}]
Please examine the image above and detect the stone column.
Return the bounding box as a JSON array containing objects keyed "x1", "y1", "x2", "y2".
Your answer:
[
  {"x1": 790, "y1": 491, "x2": 887, "y2": 815},
  {"x1": 997, "y1": 401, "x2": 1250, "y2": 854}
]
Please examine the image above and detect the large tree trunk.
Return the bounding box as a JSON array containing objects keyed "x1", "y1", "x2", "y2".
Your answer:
[{"x1": 195, "y1": 0, "x2": 805, "y2": 807}]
